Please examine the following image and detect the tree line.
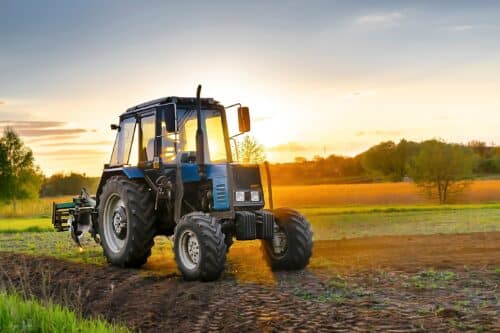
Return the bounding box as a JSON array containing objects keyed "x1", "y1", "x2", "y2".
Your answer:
[
  {"x1": 0, "y1": 128, "x2": 499, "y2": 207},
  {"x1": 269, "y1": 138, "x2": 499, "y2": 203}
]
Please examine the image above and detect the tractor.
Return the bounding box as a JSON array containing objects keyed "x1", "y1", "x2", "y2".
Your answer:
[{"x1": 52, "y1": 85, "x2": 313, "y2": 281}]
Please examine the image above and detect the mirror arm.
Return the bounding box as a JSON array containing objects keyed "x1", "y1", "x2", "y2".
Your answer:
[
  {"x1": 224, "y1": 103, "x2": 242, "y2": 110},
  {"x1": 230, "y1": 137, "x2": 239, "y2": 161},
  {"x1": 229, "y1": 132, "x2": 245, "y2": 140}
]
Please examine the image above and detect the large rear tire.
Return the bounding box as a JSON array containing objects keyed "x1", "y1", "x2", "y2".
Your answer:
[
  {"x1": 262, "y1": 208, "x2": 313, "y2": 270},
  {"x1": 98, "y1": 176, "x2": 156, "y2": 268},
  {"x1": 174, "y1": 213, "x2": 227, "y2": 281}
]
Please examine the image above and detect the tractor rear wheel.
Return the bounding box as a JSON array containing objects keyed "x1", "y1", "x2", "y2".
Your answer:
[
  {"x1": 174, "y1": 213, "x2": 227, "y2": 281},
  {"x1": 262, "y1": 208, "x2": 313, "y2": 270},
  {"x1": 98, "y1": 176, "x2": 156, "y2": 268}
]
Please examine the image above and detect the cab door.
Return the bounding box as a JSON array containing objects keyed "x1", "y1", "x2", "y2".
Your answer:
[{"x1": 138, "y1": 109, "x2": 161, "y2": 186}]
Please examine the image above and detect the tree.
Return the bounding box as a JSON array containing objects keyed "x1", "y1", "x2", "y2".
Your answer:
[
  {"x1": 236, "y1": 135, "x2": 266, "y2": 164},
  {"x1": 408, "y1": 139, "x2": 476, "y2": 204},
  {"x1": 360, "y1": 139, "x2": 418, "y2": 181},
  {"x1": 467, "y1": 140, "x2": 489, "y2": 158},
  {"x1": 40, "y1": 172, "x2": 100, "y2": 197},
  {"x1": 294, "y1": 156, "x2": 307, "y2": 163},
  {"x1": 0, "y1": 128, "x2": 44, "y2": 212}
]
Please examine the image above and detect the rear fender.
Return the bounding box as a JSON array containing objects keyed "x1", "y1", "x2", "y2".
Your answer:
[{"x1": 95, "y1": 167, "x2": 145, "y2": 205}]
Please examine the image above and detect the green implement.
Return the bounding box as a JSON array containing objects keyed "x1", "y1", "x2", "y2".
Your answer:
[{"x1": 52, "y1": 188, "x2": 97, "y2": 246}]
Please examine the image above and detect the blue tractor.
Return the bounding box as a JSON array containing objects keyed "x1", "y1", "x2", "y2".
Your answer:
[{"x1": 53, "y1": 85, "x2": 313, "y2": 281}]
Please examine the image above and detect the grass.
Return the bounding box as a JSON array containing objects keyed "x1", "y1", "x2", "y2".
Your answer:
[
  {"x1": 0, "y1": 232, "x2": 106, "y2": 265},
  {"x1": 409, "y1": 269, "x2": 456, "y2": 289},
  {"x1": 292, "y1": 287, "x2": 346, "y2": 304},
  {"x1": 0, "y1": 292, "x2": 129, "y2": 333},
  {"x1": 0, "y1": 196, "x2": 72, "y2": 218},
  {"x1": 0, "y1": 203, "x2": 497, "y2": 263},
  {"x1": 0, "y1": 218, "x2": 53, "y2": 234},
  {"x1": 307, "y1": 206, "x2": 500, "y2": 240},
  {"x1": 300, "y1": 203, "x2": 500, "y2": 216}
]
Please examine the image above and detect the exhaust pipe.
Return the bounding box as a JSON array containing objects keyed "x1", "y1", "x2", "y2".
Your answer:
[{"x1": 195, "y1": 84, "x2": 206, "y2": 179}]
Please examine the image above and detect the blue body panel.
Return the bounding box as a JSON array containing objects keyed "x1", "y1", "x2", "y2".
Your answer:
[
  {"x1": 122, "y1": 167, "x2": 145, "y2": 179},
  {"x1": 99, "y1": 165, "x2": 230, "y2": 211},
  {"x1": 181, "y1": 164, "x2": 230, "y2": 211}
]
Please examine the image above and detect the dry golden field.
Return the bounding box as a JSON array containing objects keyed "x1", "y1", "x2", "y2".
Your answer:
[
  {"x1": 272, "y1": 180, "x2": 500, "y2": 208},
  {"x1": 1, "y1": 180, "x2": 500, "y2": 218}
]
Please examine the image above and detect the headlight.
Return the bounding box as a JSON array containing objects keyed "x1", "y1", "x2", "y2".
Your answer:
[
  {"x1": 235, "y1": 191, "x2": 245, "y2": 202},
  {"x1": 250, "y1": 191, "x2": 260, "y2": 202}
]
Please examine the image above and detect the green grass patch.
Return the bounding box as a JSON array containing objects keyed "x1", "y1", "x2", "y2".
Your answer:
[
  {"x1": 293, "y1": 287, "x2": 345, "y2": 304},
  {"x1": 307, "y1": 207, "x2": 500, "y2": 240},
  {"x1": 409, "y1": 269, "x2": 456, "y2": 289},
  {"x1": 0, "y1": 218, "x2": 52, "y2": 234},
  {"x1": 0, "y1": 292, "x2": 129, "y2": 333},
  {"x1": 0, "y1": 205, "x2": 498, "y2": 265},
  {"x1": 300, "y1": 203, "x2": 500, "y2": 216},
  {"x1": 0, "y1": 233, "x2": 106, "y2": 265}
]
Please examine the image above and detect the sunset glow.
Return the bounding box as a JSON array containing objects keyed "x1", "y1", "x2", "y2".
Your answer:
[{"x1": 1, "y1": 1, "x2": 499, "y2": 176}]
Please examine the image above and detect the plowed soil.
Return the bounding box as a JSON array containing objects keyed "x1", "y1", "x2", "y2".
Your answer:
[{"x1": 0, "y1": 232, "x2": 499, "y2": 332}]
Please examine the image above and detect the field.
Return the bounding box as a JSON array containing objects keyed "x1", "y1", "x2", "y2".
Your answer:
[
  {"x1": 2, "y1": 180, "x2": 500, "y2": 218},
  {"x1": 0, "y1": 180, "x2": 499, "y2": 331}
]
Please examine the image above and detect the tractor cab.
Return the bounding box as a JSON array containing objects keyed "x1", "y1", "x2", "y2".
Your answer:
[
  {"x1": 53, "y1": 85, "x2": 312, "y2": 282},
  {"x1": 102, "y1": 93, "x2": 264, "y2": 218}
]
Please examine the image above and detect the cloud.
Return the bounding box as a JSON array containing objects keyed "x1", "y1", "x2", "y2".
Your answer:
[
  {"x1": 0, "y1": 121, "x2": 66, "y2": 129},
  {"x1": 0, "y1": 111, "x2": 31, "y2": 120},
  {"x1": 35, "y1": 149, "x2": 107, "y2": 157},
  {"x1": 39, "y1": 140, "x2": 113, "y2": 147},
  {"x1": 0, "y1": 120, "x2": 87, "y2": 137},
  {"x1": 25, "y1": 135, "x2": 81, "y2": 143},
  {"x1": 355, "y1": 11, "x2": 403, "y2": 26},
  {"x1": 0, "y1": 101, "x2": 5, "y2": 105},
  {"x1": 267, "y1": 142, "x2": 310, "y2": 153}
]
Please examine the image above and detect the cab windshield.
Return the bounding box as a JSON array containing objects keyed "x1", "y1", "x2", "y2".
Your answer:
[{"x1": 162, "y1": 108, "x2": 229, "y2": 163}]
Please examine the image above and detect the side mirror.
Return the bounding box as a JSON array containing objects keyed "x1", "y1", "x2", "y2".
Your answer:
[
  {"x1": 238, "y1": 106, "x2": 251, "y2": 133},
  {"x1": 110, "y1": 124, "x2": 120, "y2": 130}
]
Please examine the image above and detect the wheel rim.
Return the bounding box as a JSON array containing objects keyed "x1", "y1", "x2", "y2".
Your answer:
[
  {"x1": 178, "y1": 229, "x2": 201, "y2": 270},
  {"x1": 103, "y1": 193, "x2": 127, "y2": 253},
  {"x1": 271, "y1": 227, "x2": 288, "y2": 258}
]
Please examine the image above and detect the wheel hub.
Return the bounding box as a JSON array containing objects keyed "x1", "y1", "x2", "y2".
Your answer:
[
  {"x1": 187, "y1": 234, "x2": 200, "y2": 264},
  {"x1": 272, "y1": 226, "x2": 287, "y2": 256},
  {"x1": 178, "y1": 230, "x2": 201, "y2": 270},
  {"x1": 112, "y1": 206, "x2": 127, "y2": 239}
]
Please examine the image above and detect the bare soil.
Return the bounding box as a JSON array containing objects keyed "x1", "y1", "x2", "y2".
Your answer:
[{"x1": 0, "y1": 232, "x2": 499, "y2": 332}]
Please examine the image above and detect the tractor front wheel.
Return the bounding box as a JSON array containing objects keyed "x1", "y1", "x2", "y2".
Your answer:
[
  {"x1": 262, "y1": 208, "x2": 313, "y2": 270},
  {"x1": 98, "y1": 176, "x2": 156, "y2": 268},
  {"x1": 174, "y1": 213, "x2": 227, "y2": 281}
]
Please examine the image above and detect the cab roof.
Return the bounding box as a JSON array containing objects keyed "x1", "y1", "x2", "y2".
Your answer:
[{"x1": 124, "y1": 96, "x2": 223, "y2": 115}]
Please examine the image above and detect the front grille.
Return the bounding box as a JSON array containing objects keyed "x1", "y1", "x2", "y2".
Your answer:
[{"x1": 214, "y1": 183, "x2": 227, "y2": 205}]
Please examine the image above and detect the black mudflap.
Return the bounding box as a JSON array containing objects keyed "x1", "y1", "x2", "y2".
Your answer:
[
  {"x1": 235, "y1": 211, "x2": 256, "y2": 240},
  {"x1": 235, "y1": 210, "x2": 274, "y2": 240},
  {"x1": 255, "y1": 210, "x2": 274, "y2": 240}
]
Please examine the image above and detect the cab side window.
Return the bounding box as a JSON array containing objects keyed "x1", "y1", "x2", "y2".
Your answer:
[
  {"x1": 140, "y1": 115, "x2": 156, "y2": 162},
  {"x1": 161, "y1": 110, "x2": 177, "y2": 163},
  {"x1": 110, "y1": 117, "x2": 136, "y2": 166}
]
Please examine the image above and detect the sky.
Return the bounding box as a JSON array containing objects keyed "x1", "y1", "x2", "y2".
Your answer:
[{"x1": 1, "y1": 0, "x2": 499, "y2": 176}]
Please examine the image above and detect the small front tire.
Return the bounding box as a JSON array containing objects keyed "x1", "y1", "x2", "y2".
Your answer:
[
  {"x1": 174, "y1": 213, "x2": 227, "y2": 281},
  {"x1": 262, "y1": 208, "x2": 313, "y2": 270}
]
